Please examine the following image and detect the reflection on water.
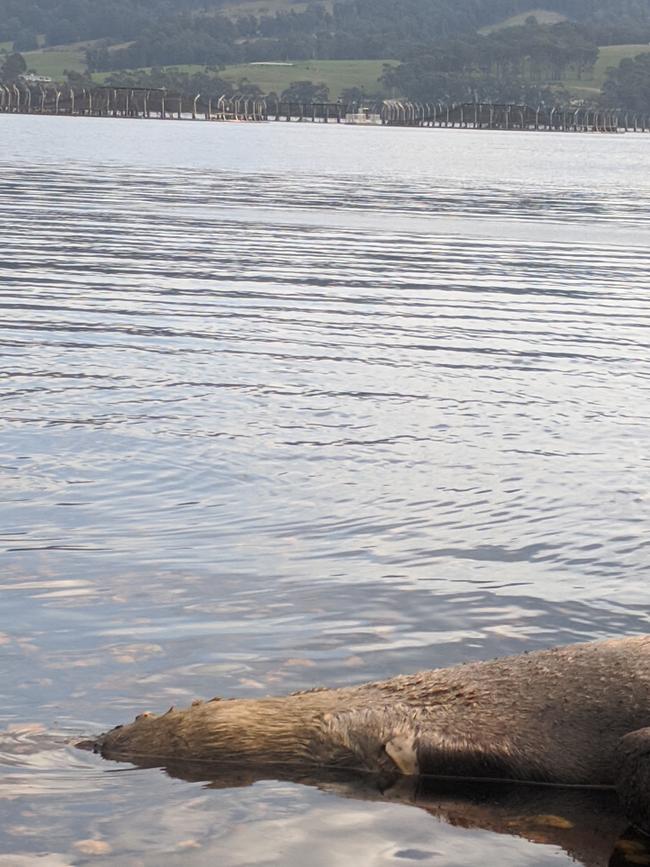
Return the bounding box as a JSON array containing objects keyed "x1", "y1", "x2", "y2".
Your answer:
[
  {"x1": 1, "y1": 115, "x2": 650, "y2": 865},
  {"x1": 4, "y1": 734, "x2": 650, "y2": 867}
]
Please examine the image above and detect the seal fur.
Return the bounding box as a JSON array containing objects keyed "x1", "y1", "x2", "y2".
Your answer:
[{"x1": 85, "y1": 635, "x2": 650, "y2": 832}]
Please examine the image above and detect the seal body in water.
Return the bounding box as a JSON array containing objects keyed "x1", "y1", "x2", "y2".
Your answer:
[{"x1": 87, "y1": 635, "x2": 650, "y2": 833}]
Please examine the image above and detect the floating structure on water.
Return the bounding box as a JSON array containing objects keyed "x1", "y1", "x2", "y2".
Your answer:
[
  {"x1": 345, "y1": 106, "x2": 382, "y2": 125},
  {"x1": 380, "y1": 99, "x2": 648, "y2": 133},
  {"x1": 0, "y1": 83, "x2": 648, "y2": 133}
]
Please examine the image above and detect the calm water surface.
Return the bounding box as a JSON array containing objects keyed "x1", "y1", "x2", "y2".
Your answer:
[{"x1": 1, "y1": 114, "x2": 650, "y2": 866}]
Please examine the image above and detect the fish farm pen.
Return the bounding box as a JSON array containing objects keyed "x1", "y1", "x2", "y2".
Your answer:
[{"x1": 1, "y1": 84, "x2": 648, "y2": 133}]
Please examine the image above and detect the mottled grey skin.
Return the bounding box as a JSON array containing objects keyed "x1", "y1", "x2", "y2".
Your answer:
[{"x1": 87, "y1": 636, "x2": 650, "y2": 834}]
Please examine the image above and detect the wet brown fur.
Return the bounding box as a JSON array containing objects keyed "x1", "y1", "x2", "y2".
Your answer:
[{"x1": 90, "y1": 635, "x2": 650, "y2": 789}]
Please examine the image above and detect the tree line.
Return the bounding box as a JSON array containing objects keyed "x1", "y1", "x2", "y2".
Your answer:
[
  {"x1": 96, "y1": 68, "x2": 334, "y2": 104},
  {"x1": 2, "y1": 0, "x2": 650, "y2": 62},
  {"x1": 380, "y1": 19, "x2": 599, "y2": 105},
  {"x1": 601, "y1": 52, "x2": 650, "y2": 112}
]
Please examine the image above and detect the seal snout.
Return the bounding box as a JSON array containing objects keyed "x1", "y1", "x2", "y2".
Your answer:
[
  {"x1": 75, "y1": 738, "x2": 99, "y2": 752},
  {"x1": 76, "y1": 723, "x2": 126, "y2": 755}
]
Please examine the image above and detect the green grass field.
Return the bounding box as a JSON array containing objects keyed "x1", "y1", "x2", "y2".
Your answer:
[
  {"x1": 94, "y1": 59, "x2": 394, "y2": 97},
  {"x1": 20, "y1": 39, "x2": 137, "y2": 80},
  {"x1": 22, "y1": 45, "x2": 87, "y2": 78},
  {"x1": 479, "y1": 8, "x2": 567, "y2": 34},
  {"x1": 593, "y1": 43, "x2": 650, "y2": 82},
  {"x1": 221, "y1": 59, "x2": 392, "y2": 96},
  {"x1": 561, "y1": 42, "x2": 650, "y2": 94}
]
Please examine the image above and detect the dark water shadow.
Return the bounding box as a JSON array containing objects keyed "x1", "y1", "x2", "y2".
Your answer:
[{"x1": 111, "y1": 755, "x2": 650, "y2": 867}]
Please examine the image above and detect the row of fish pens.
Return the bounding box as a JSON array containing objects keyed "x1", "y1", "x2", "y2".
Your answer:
[
  {"x1": 382, "y1": 100, "x2": 649, "y2": 133},
  {"x1": 0, "y1": 85, "x2": 342, "y2": 121},
  {"x1": 0, "y1": 85, "x2": 269, "y2": 120},
  {"x1": 1, "y1": 84, "x2": 648, "y2": 132}
]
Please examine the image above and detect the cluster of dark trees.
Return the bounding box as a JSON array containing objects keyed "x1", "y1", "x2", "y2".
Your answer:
[
  {"x1": 278, "y1": 79, "x2": 329, "y2": 101},
  {"x1": 0, "y1": 51, "x2": 27, "y2": 81},
  {"x1": 381, "y1": 19, "x2": 596, "y2": 104},
  {"x1": 381, "y1": 69, "x2": 565, "y2": 108},
  {"x1": 2, "y1": 0, "x2": 650, "y2": 64},
  {"x1": 100, "y1": 66, "x2": 239, "y2": 99},
  {"x1": 92, "y1": 65, "x2": 331, "y2": 103},
  {"x1": 98, "y1": 67, "x2": 332, "y2": 103},
  {"x1": 0, "y1": 0, "x2": 200, "y2": 48},
  {"x1": 601, "y1": 52, "x2": 650, "y2": 112}
]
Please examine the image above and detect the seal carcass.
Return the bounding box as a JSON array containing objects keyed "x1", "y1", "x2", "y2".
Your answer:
[{"x1": 86, "y1": 636, "x2": 650, "y2": 833}]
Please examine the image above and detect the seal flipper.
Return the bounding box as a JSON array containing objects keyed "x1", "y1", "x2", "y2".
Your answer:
[
  {"x1": 385, "y1": 733, "x2": 419, "y2": 775},
  {"x1": 615, "y1": 727, "x2": 650, "y2": 835}
]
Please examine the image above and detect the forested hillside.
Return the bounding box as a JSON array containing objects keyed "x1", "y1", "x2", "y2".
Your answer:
[
  {"x1": 1, "y1": 0, "x2": 650, "y2": 109},
  {"x1": 382, "y1": 20, "x2": 599, "y2": 104},
  {"x1": 2, "y1": 0, "x2": 649, "y2": 60}
]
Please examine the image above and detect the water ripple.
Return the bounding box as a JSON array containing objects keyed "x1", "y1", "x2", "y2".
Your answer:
[{"x1": 1, "y1": 119, "x2": 650, "y2": 866}]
